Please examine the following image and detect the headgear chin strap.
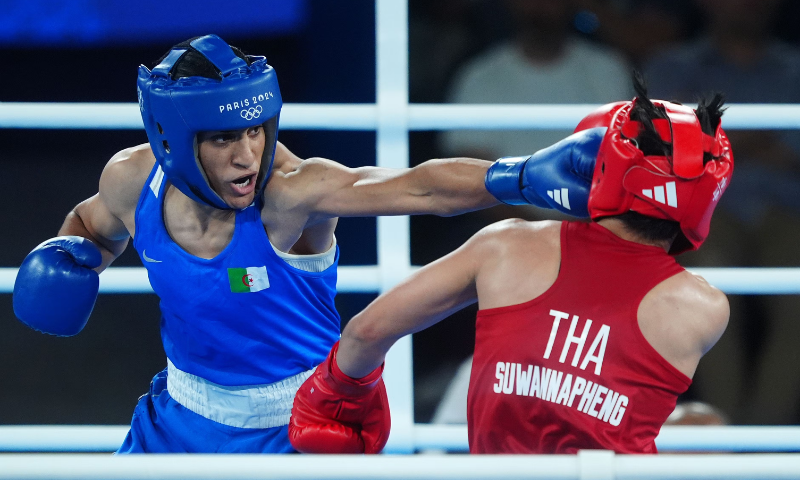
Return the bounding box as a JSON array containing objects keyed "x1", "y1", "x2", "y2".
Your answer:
[
  {"x1": 137, "y1": 34, "x2": 282, "y2": 209},
  {"x1": 574, "y1": 99, "x2": 734, "y2": 254}
]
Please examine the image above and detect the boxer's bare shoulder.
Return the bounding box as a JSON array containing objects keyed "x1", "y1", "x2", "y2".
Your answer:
[
  {"x1": 638, "y1": 270, "x2": 730, "y2": 378},
  {"x1": 98, "y1": 143, "x2": 157, "y2": 232},
  {"x1": 473, "y1": 219, "x2": 560, "y2": 257},
  {"x1": 261, "y1": 141, "x2": 307, "y2": 213},
  {"x1": 474, "y1": 219, "x2": 562, "y2": 310},
  {"x1": 270, "y1": 141, "x2": 303, "y2": 175}
]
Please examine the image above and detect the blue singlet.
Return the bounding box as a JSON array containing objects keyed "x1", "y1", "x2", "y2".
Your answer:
[{"x1": 117, "y1": 164, "x2": 341, "y2": 453}]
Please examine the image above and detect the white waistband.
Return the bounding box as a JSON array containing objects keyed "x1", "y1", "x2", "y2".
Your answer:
[{"x1": 166, "y1": 359, "x2": 314, "y2": 429}]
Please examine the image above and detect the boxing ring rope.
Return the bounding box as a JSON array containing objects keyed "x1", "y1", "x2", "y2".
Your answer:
[
  {"x1": 3, "y1": 1, "x2": 800, "y2": 476},
  {"x1": 0, "y1": 266, "x2": 387, "y2": 293},
  {"x1": 4, "y1": 452, "x2": 800, "y2": 480},
  {"x1": 3, "y1": 103, "x2": 800, "y2": 130},
  {"x1": 1, "y1": 267, "x2": 800, "y2": 295},
  {"x1": 0, "y1": 102, "x2": 800, "y2": 131},
  {"x1": 1, "y1": 425, "x2": 800, "y2": 454}
]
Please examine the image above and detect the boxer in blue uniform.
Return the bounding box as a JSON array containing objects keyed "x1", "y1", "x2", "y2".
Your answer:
[{"x1": 12, "y1": 35, "x2": 604, "y2": 453}]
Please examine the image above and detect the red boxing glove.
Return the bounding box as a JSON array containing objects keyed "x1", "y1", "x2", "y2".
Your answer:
[{"x1": 289, "y1": 342, "x2": 391, "y2": 454}]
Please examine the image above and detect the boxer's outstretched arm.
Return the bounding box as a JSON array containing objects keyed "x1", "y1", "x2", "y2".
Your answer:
[
  {"x1": 283, "y1": 156, "x2": 497, "y2": 219},
  {"x1": 336, "y1": 228, "x2": 495, "y2": 378},
  {"x1": 282, "y1": 128, "x2": 602, "y2": 221}
]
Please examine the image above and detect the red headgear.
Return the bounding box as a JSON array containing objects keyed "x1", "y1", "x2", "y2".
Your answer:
[{"x1": 574, "y1": 99, "x2": 733, "y2": 254}]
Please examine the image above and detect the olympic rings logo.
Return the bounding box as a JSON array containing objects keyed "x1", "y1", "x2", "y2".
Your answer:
[{"x1": 240, "y1": 105, "x2": 263, "y2": 121}]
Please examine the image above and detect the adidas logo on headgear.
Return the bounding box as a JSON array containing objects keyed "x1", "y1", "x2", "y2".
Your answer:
[
  {"x1": 641, "y1": 181, "x2": 677, "y2": 208},
  {"x1": 547, "y1": 188, "x2": 571, "y2": 210}
]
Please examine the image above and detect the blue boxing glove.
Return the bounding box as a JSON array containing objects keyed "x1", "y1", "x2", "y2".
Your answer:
[
  {"x1": 485, "y1": 127, "x2": 606, "y2": 218},
  {"x1": 13, "y1": 236, "x2": 102, "y2": 336}
]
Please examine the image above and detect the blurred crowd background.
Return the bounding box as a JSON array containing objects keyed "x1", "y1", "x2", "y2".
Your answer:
[{"x1": 1, "y1": 0, "x2": 800, "y2": 429}]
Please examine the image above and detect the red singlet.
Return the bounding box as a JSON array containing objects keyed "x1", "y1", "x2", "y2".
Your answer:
[{"x1": 468, "y1": 221, "x2": 690, "y2": 454}]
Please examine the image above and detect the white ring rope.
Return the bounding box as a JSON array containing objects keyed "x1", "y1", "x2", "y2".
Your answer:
[
  {"x1": 2, "y1": 452, "x2": 800, "y2": 480},
  {"x1": 2, "y1": 425, "x2": 800, "y2": 453},
  {"x1": 2, "y1": 267, "x2": 800, "y2": 294},
  {"x1": 2, "y1": 102, "x2": 800, "y2": 130}
]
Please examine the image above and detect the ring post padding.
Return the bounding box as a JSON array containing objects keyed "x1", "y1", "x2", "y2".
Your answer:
[{"x1": 376, "y1": 0, "x2": 414, "y2": 455}]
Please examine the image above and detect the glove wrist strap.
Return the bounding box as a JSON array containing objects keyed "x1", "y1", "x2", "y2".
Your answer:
[{"x1": 485, "y1": 156, "x2": 531, "y2": 205}]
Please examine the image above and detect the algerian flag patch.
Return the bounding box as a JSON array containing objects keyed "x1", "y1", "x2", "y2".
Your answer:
[{"x1": 228, "y1": 266, "x2": 270, "y2": 293}]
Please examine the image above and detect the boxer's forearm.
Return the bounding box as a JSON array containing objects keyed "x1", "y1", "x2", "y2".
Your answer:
[
  {"x1": 59, "y1": 209, "x2": 127, "y2": 273},
  {"x1": 336, "y1": 328, "x2": 393, "y2": 379},
  {"x1": 335, "y1": 286, "x2": 429, "y2": 378},
  {"x1": 336, "y1": 239, "x2": 482, "y2": 379},
  {"x1": 410, "y1": 158, "x2": 498, "y2": 216},
  {"x1": 336, "y1": 281, "x2": 459, "y2": 378}
]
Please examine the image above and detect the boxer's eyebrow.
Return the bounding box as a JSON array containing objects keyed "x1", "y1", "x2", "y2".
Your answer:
[{"x1": 198, "y1": 129, "x2": 246, "y2": 142}]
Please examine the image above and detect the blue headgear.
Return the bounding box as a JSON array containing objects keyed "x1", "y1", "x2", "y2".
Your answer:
[{"x1": 137, "y1": 34, "x2": 282, "y2": 209}]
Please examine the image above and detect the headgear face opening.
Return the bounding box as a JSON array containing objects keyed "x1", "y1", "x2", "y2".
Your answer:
[
  {"x1": 137, "y1": 34, "x2": 282, "y2": 209},
  {"x1": 574, "y1": 99, "x2": 734, "y2": 254}
]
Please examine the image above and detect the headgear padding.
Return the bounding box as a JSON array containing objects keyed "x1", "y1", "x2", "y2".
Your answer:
[
  {"x1": 574, "y1": 99, "x2": 733, "y2": 254},
  {"x1": 137, "y1": 34, "x2": 282, "y2": 209}
]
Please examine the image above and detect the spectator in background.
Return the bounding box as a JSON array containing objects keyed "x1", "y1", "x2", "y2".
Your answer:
[
  {"x1": 644, "y1": 0, "x2": 800, "y2": 425},
  {"x1": 409, "y1": 1, "x2": 502, "y2": 104},
  {"x1": 665, "y1": 401, "x2": 729, "y2": 426},
  {"x1": 430, "y1": 355, "x2": 473, "y2": 425},
  {"x1": 576, "y1": 0, "x2": 696, "y2": 66},
  {"x1": 662, "y1": 401, "x2": 729, "y2": 454},
  {"x1": 440, "y1": 0, "x2": 632, "y2": 162}
]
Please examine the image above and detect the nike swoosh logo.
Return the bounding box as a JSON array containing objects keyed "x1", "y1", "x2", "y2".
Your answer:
[{"x1": 142, "y1": 250, "x2": 162, "y2": 263}]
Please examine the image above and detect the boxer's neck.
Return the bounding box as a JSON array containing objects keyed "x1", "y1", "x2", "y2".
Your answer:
[
  {"x1": 596, "y1": 217, "x2": 671, "y2": 252},
  {"x1": 162, "y1": 183, "x2": 236, "y2": 259}
]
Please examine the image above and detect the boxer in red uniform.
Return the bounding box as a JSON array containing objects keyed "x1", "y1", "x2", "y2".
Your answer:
[{"x1": 289, "y1": 76, "x2": 733, "y2": 454}]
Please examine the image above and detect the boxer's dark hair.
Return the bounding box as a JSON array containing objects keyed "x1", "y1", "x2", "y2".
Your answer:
[
  {"x1": 154, "y1": 37, "x2": 253, "y2": 80},
  {"x1": 614, "y1": 211, "x2": 681, "y2": 246},
  {"x1": 695, "y1": 93, "x2": 726, "y2": 164},
  {"x1": 613, "y1": 72, "x2": 725, "y2": 249},
  {"x1": 629, "y1": 72, "x2": 671, "y2": 158},
  {"x1": 630, "y1": 71, "x2": 726, "y2": 163}
]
